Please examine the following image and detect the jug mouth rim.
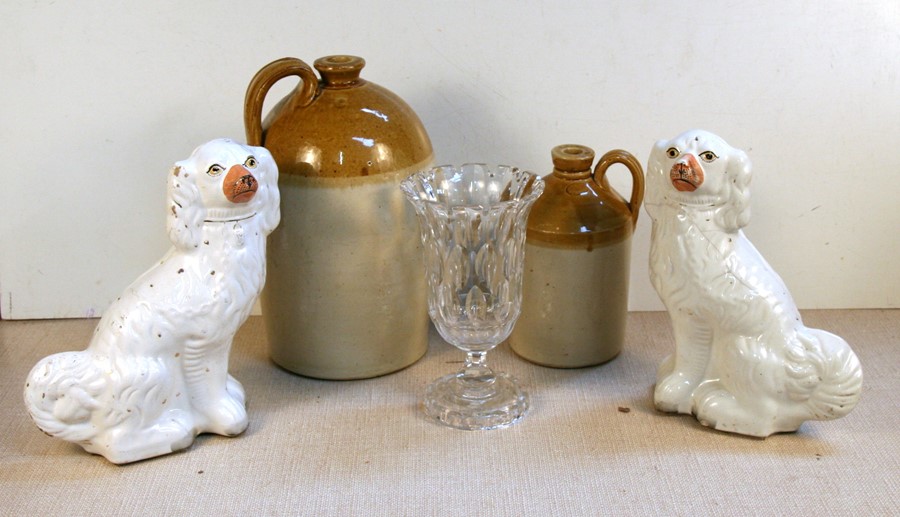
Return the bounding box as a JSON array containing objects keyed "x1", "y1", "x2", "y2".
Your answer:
[
  {"x1": 314, "y1": 55, "x2": 366, "y2": 88},
  {"x1": 551, "y1": 144, "x2": 595, "y2": 174},
  {"x1": 401, "y1": 164, "x2": 545, "y2": 210}
]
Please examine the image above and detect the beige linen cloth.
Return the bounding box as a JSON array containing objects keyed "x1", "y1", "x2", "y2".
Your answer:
[{"x1": 1, "y1": 310, "x2": 897, "y2": 516}]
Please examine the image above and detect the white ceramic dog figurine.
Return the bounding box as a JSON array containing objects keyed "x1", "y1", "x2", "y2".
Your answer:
[
  {"x1": 24, "y1": 138, "x2": 280, "y2": 463},
  {"x1": 645, "y1": 129, "x2": 862, "y2": 437}
]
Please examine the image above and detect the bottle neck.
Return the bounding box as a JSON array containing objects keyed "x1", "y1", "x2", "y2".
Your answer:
[{"x1": 552, "y1": 168, "x2": 592, "y2": 181}]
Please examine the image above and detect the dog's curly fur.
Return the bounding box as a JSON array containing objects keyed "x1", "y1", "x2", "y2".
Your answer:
[
  {"x1": 646, "y1": 129, "x2": 862, "y2": 437},
  {"x1": 24, "y1": 139, "x2": 280, "y2": 463}
]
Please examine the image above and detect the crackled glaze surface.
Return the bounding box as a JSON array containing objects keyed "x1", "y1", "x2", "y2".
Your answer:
[{"x1": 646, "y1": 129, "x2": 862, "y2": 437}]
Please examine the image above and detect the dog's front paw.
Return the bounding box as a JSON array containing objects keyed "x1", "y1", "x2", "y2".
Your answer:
[
  {"x1": 226, "y1": 374, "x2": 246, "y2": 406},
  {"x1": 203, "y1": 394, "x2": 248, "y2": 436},
  {"x1": 209, "y1": 397, "x2": 249, "y2": 436},
  {"x1": 654, "y1": 370, "x2": 697, "y2": 414}
]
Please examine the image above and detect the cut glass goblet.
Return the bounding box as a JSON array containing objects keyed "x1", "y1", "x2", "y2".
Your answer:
[{"x1": 401, "y1": 164, "x2": 544, "y2": 430}]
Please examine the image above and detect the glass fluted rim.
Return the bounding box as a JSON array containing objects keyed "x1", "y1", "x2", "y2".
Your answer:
[{"x1": 400, "y1": 163, "x2": 545, "y2": 210}]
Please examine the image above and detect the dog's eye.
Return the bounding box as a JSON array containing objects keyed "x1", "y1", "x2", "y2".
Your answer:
[
  {"x1": 206, "y1": 164, "x2": 225, "y2": 176},
  {"x1": 244, "y1": 156, "x2": 258, "y2": 169},
  {"x1": 666, "y1": 147, "x2": 679, "y2": 159},
  {"x1": 699, "y1": 151, "x2": 718, "y2": 163}
]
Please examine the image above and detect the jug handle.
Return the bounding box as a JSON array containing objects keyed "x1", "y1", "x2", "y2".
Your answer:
[
  {"x1": 593, "y1": 150, "x2": 646, "y2": 228},
  {"x1": 244, "y1": 57, "x2": 319, "y2": 146}
]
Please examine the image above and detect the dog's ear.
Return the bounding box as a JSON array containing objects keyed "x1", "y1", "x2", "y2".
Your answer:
[
  {"x1": 716, "y1": 147, "x2": 752, "y2": 232},
  {"x1": 250, "y1": 145, "x2": 281, "y2": 234},
  {"x1": 648, "y1": 139, "x2": 671, "y2": 176},
  {"x1": 166, "y1": 160, "x2": 205, "y2": 250},
  {"x1": 644, "y1": 139, "x2": 671, "y2": 216}
]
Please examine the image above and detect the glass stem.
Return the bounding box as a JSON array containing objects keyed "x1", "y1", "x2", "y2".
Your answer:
[{"x1": 462, "y1": 351, "x2": 495, "y2": 384}]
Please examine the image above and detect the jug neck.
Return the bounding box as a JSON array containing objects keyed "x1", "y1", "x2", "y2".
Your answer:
[{"x1": 314, "y1": 55, "x2": 366, "y2": 89}]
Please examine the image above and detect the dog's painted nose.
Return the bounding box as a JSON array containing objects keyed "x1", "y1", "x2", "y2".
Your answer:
[
  {"x1": 670, "y1": 154, "x2": 704, "y2": 192},
  {"x1": 223, "y1": 165, "x2": 258, "y2": 203}
]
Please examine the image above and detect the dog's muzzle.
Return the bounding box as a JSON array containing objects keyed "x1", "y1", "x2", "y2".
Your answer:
[
  {"x1": 223, "y1": 165, "x2": 258, "y2": 203},
  {"x1": 670, "y1": 154, "x2": 704, "y2": 192}
]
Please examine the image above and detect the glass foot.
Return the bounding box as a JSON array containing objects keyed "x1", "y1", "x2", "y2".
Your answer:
[{"x1": 424, "y1": 371, "x2": 529, "y2": 430}]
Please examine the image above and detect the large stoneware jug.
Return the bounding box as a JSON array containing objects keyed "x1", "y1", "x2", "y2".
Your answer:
[
  {"x1": 244, "y1": 55, "x2": 434, "y2": 379},
  {"x1": 509, "y1": 144, "x2": 644, "y2": 368}
]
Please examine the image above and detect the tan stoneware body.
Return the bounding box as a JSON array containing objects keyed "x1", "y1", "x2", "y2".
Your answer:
[
  {"x1": 244, "y1": 55, "x2": 434, "y2": 379},
  {"x1": 509, "y1": 145, "x2": 644, "y2": 368}
]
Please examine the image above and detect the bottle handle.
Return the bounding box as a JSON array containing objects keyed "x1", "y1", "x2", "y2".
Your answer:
[
  {"x1": 243, "y1": 57, "x2": 319, "y2": 146},
  {"x1": 593, "y1": 149, "x2": 645, "y2": 228}
]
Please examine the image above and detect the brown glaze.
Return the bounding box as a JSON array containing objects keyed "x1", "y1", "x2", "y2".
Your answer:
[
  {"x1": 526, "y1": 145, "x2": 644, "y2": 250},
  {"x1": 243, "y1": 55, "x2": 433, "y2": 379},
  {"x1": 244, "y1": 55, "x2": 433, "y2": 178},
  {"x1": 511, "y1": 145, "x2": 645, "y2": 368}
]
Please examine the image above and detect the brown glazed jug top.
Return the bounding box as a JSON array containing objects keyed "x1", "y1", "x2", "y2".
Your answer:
[
  {"x1": 244, "y1": 55, "x2": 433, "y2": 178},
  {"x1": 526, "y1": 144, "x2": 645, "y2": 250}
]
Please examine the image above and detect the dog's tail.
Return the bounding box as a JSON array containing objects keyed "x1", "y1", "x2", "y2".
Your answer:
[
  {"x1": 24, "y1": 351, "x2": 107, "y2": 443},
  {"x1": 784, "y1": 329, "x2": 863, "y2": 421}
]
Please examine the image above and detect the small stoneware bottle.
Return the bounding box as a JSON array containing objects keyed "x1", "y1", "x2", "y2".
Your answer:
[
  {"x1": 244, "y1": 55, "x2": 434, "y2": 379},
  {"x1": 509, "y1": 145, "x2": 644, "y2": 368}
]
